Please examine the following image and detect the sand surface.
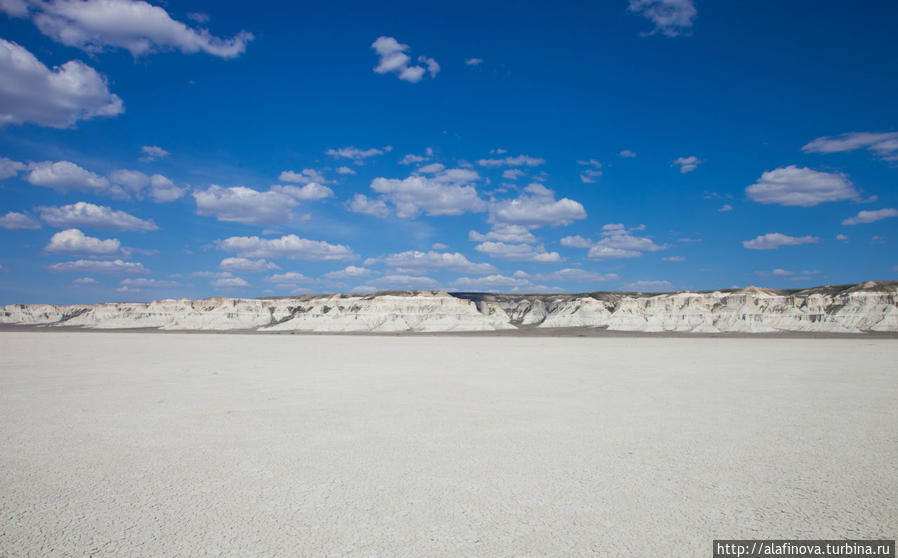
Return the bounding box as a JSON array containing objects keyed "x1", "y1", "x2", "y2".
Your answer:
[{"x1": 1, "y1": 332, "x2": 895, "y2": 556}]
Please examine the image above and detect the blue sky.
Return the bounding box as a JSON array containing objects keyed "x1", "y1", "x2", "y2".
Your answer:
[{"x1": 1, "y1": 0, "x2": 897, "y2": 303}]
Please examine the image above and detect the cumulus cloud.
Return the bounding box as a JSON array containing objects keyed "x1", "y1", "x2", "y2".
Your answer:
[
  {"x1": 0, "y1": 39, "x2": 123, "y2": 128},
  {"x1": 489, "y1": 184, "x2": 586, "y2": 228},
  {"x1": 376, "y1": 250, "x2": 497, "y2": 274},
  {"x1": 577, "y1": 159, "x2": 602, "y2": 183},
  {"x1": 672, "y1": 155, "x2": 700, "y2": 173},
  {"x1": 586, "y1": 224, "x2": 667, "y2": 260},
  {"x1": 474, "y1": 241, "x2": 562, "y2": 263},
  {"x1": 265, "y1": 272, "x2": 311, "y2": 286},
  {"x1": 476, "y1": 155, "x2": 545, "y2": 167},
  {"x1": 398, "y1": 149, "x2": 433, "y2": 165},
  {"x1": 278, "y1": 168, "x2": 330, "y2": 184},
  {"x1": 0, "y1": 157, "x2": 26, "y2": 179},
  {"x1": 326, "y1": 146, "x2": 388, "y2": 162},
  {"x1": 371, "y1": 36, "x2": 439, "y2": 83},
  {"x1": 335, "y1": 166, "x2": 356, "y2": 175},
  {"x1": 139, "y1": 145, "x2": 168, "y2": 162},
  {"x1": 802, "y1": 132, "x2": 898, "y2": 162},
  {"x1": 532, "y1": 268, "x2": 618, "y2": 282},
  {"x1": 45, "y1": 228, "x2": 123, "y2": 256},
  {"x1": 194, "y1": 184, "x2": 329, "y2": 226},
  {"x1": 718, "y1": 204, "x2": 733, "y2": 212},
  {"x1": 212, "y1": 276, "x2": 249, "y2": 288},
  {"x1": 841, "y1": 208, "x2": 898, "y2": 226},
  {"x1": 27, "y1": 160, "x2": 110, "y2": 193},
  {"x1": 0, "y1": 211, "x2": 41, "y2": 229},
  {"x1": 118, "y1": 277, "x2": 177, "y2": 291},
  {"x1": 560, "y1": 235, "x2": 592, "y2": 249},
  {"x1": 469, "y1": 224, "x2": 537, "y2": 244},
  {"x1": 742, "y1": 233, "x2": 820, "y2": 250},
  {"x1": 323, "y1": 266, "x2": 371, "y2": 279},
  {"x1": 73, "y1": 276, "x2": 96, "y2": 284},
  {"x1": 47, "y1": 258, "x2": 147, "y2": 274},
  {"x1": 215, "y1": 234, "x2": 355, "y2": 261},
  {"x1": 628, "y1": 0, "x2": 697, "y2": 37},
  {"x1": 368, "y1": 170, "x2": 486, "y2": 218},
  {"x1": 38, "y1": 201, "x2": 157, "y2": 231},
  {"x1": 219, "y1": 257, "x2": 279, "y2": 272},
  {"x1": 619, "y1": 149, "x2": 637, "y2": 158},
  {"x1": 623, "y1": 280, "x2": 674, "y2": 291},
  {"x1": 502, "y1": 169, "x2": 525, "y2": 180},
  {"x1": 465, "y1": 58, "x2": 484, "y2": 66},
  {"x1": 3, "y1": 0, "x2": 252, "y2": 58},
  {"x1": 346, "y1": 194, "x2": 391, "y2": 218},
  {"x1": 147, "y1": 174, "x2": 185, "y2": 202},
  {"x1": 745, "y1": 166, "x2": 860, "y2": 207}
]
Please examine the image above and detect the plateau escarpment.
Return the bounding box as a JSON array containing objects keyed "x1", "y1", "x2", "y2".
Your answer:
[{"x1": 1, "y1": 281, "x2": 896, "y2": 333}]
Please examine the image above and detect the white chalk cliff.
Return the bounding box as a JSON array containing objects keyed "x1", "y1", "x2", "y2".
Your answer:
[{"x1": 2, "y1": 282, "x2": 897, "y2": 333}]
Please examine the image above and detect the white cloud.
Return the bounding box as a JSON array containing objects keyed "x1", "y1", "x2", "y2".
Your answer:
[
  {"x1": 148, "y1": 174, "x2": 185, "y2": 202},
  {"x1": 27, "y1": 160, "x2": 110, "y2": 193},
  {"x1": 417, "y1": 162, "x2": 444, "y2": 174},
  {"x1": 502, "y1": 169, "x2": 525, "y2": 180},
  {"x1": 465, "y1": 58, "x2": 484, "y2": 66},
  {"x1": 619, "y1": 149, "x2": 637, "y2": 158},
  {"x1": 742, "y1": 233, "x2": 820, "y2": 250},
  {"x1": 836, "y1": 234, "x2": 848, "y2": 241},
  {"x1": 672, "y1": 155, "x2": 700, "y2": 173},
  {"x1": 469, "y1": 224, "x2": 537, "y2": 243},
  {"x1": 587, "y1": 224, "x2": 667, "y2": 260},
  {"x1": 323, "y1": 266, "x2": 370, "y2": 280},
  {"x1": 577, "y1": 159, "x2": 602, "y2": 183},
  {"x1": 371, "y1": 36, "x2": 439, "y2": 83},
  {"x1": 560, "y1": 235, "x2": 593, "y2": 248},
  {"x1": 802, "y1": 132, "x2": 898, "y2": 162},
  {"x1": 73, "y1": 276, "x2": 96, "y2": 284},
  {"x1": 346, "y1": 194, "x2": 391, "y2": 218},
  {"x1": 278, "y1": 168, "x2": 330, "y2": 184},
  {"x1": 119, "y1": 277, "x2": 177, "y2": 289},
  {"x1": 477, "y1": 155, "x2": 545, "y2": 167},
  {"x1": 841, "y1": 208, "x2": 898, "y2": 226},
  {"x1": 335, "y1": 166, "x2": 356, "y2": 175},
  {"x1": 326, "y1": 146, "x2": 387, "y2": 161},
  {"x1": 47, "y1": 258, "x2": 147, "y2": 274},
  {"x1": 139, "y1": 145, "x2": 168, "y2": 162},
  {"x1": 475, "y1": 241, "x2": 562, "y2": 263},
  {"x1": 532, "y1": 268, "x2": 618, "y2": 282},
  {"x1": 662, "y1": 256, "x2": 685, "y2": 262},
  {"x1": 265, "y1": 272, "x2": 311, "y2": 286},
  {"x1": 431, "y1": 243, "x2": 448, "y2": 250},
  {"x1": 377, "y1": 250, "x2": 497, "y2": 274},
  {"x1": 0, "y1": 211, "x2": 41, "y2": 229},
  {"x1": 213, "y1": 276, "x2": 249, "y2": 288},
  {"x1": 45, "y1": 228, "x2": 123, "y2": 256},
  {"x1": 399, "y1": 154, "x2": 426, "y2": 165},
  {"x1": 745, "y1": 165, "x2": 860, "y2": 207},
  {"x1": 628, "y1": 0, "x2": 697, "y2": 37},
  {"x1": 271, "y1": 183, "x2": 334, "y2": 201},
  {"x1": 623, "y1": 280, "x2": 674, "y2": 291},
  {"x1": 219, "y1": 257, "x2": 279, "y2": 272},
  {"x1": 215, "y1": 234, "x2": 356, "y2": 261},
  {"x1": 5, "y1": 0, "x2": 252, "y2": 58},
  {"x1": 0, "y1": 39, "x2": 123, "y2": 128},
  {"x1": 108, "y1": 169, "x2": 148, "y2": 192},
  {"x1": 369, "y1": 171, "x2": 485, "y2": 218},
  {"x1": 194, "y1": 184, "x2": 328, "y2": 226},
  {"x1": 38, "y1": 201, "x2": 157, "y2": 231},
  {"x1": 489, "y1": 184, "x2": 586, "y2": 228},
  {"x1": 0, "y1": 157, "x2": 26, "y2": 179},
  {"x1": 718, "y1": 204, "x2": 733, "y2": 212}
]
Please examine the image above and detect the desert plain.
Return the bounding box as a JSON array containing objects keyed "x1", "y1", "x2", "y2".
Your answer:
[{"x1": 1, "y1": 331, "x2": 896, "y2": 556}]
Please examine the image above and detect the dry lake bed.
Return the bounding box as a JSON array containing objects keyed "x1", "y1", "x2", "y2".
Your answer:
[{"x1": 1, "y1": 332, "x2": 895, "y2": 556}]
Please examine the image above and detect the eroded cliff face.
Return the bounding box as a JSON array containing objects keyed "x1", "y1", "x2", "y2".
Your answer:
[{"x1": 1, "y1": 282, "x2": 896, "y2": 333}]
